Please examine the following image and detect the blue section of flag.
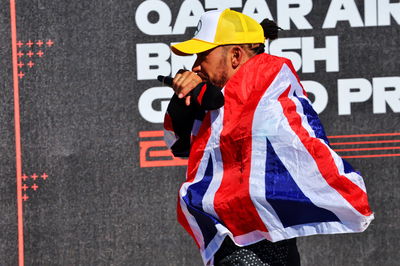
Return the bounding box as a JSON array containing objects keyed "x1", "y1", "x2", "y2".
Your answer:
[
  {"x1": 342, "y1": 158, "x2": 356, "y2": 174},
  {"x1": 183, "y1": 155, "x2": 218, "y2": 248},
  {"x1": 171, "y1": 55, "x2": 373, "y2": 265},
  {"x1": 265, "y1": 139, "x2": 340, "y2": 227},
  {"x1": 295, "y1": 92, "x2": 330, "y2": 145},
  {"x1": 294, "y1": 93, "x2": 356, "y2": 175}
]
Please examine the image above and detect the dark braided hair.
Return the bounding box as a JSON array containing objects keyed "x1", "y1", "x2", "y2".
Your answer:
[{"x1": 251, "y1": 18, "x2": 282, "y2": 55}]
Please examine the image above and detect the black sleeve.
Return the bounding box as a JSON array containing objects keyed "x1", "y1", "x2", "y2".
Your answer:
[
  {"x1": 190, "y1": 82, "x2": 224, "y2": 110},
  {"x1": 167, "y1": 93, "x2": 196, "y2": 157},
  {"x1": 166, "y1": 82, "x2": 224, "y2": 157}
]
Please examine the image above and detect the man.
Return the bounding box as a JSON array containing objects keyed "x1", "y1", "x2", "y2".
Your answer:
[{"x1": 163, "y1": 9, "x2": 374, "y2": 266}]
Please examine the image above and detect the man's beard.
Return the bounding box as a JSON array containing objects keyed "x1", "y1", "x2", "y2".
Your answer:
[
  {"x1": 209, "y1": 53, "x2": 229, "y2": 88},
  {"x1": 210, "y1": 71, "x2": 228, "y2": 88}
]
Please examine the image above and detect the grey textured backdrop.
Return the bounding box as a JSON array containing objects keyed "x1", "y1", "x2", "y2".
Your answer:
[{"x1": 0, "y1": 0, "x2": 399, "y2": 265}]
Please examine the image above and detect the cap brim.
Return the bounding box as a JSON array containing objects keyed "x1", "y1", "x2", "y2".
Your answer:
[{"x1": 171, "y1": 39, "x2": 218, "y2": 56}]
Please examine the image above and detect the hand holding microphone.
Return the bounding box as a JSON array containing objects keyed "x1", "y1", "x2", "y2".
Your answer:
[
  {"x1": 158, "y1": 70, "x2": 203, "y2": 106},
  {"x1": 158, "y1": 71, "x2": 224, "y2": 110},
  {"x1": 157, "y1": 75, "x2": 174, "y2": 86}
]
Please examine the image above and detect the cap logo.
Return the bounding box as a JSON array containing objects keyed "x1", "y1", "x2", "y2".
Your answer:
[{"x1": 194, "y1": 20, "x2": 202, "y2": 37}]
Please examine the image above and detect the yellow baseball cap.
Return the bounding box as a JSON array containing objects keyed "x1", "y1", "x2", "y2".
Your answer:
[{"x1": 171, "y1": 9, "x2": 265, "y2": 55}]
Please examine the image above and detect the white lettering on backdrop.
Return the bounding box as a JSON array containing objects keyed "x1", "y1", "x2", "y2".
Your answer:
[{"x1": 135, "y1": 0, "x2": 400, "y2": 123}]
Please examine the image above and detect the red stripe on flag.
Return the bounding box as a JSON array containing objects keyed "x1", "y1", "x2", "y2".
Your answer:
[
  {"x1": 214, "y1": 56, "x2": 288, "y2": 236},
  {"x1": 186, "y1": 113, "x2": 212, "y2": 183},
  {"x1": 284, "y1": 59, "x2": 308, "y2": 97},
  {"x1": 278, "y1": 87, "x2": 372, "y2": 216}
]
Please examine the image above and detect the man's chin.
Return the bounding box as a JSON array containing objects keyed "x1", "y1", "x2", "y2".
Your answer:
[
  {"x1": 197, "y1": 74, "x2": 208, "y2": 82},
  {"x1": 210, "y1": 78, "x2": 228, "y2": 88}
]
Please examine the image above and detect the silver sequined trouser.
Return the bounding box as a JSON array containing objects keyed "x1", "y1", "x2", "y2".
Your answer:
[{"x1": 214, "y1": 237, "x2": 300, "y2": 266}]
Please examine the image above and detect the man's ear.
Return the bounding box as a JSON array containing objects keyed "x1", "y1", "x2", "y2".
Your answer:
[{"x1": 230, "y1": 46, "x2": 243, "y2": 69}]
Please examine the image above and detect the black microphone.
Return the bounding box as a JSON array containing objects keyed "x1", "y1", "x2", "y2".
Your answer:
[
  {"x1": 157, "y1": 75, "x2": 173, "y2": 87},
  {"x1": 158, "y1": 75, "x2": 224, "y2": 110}
]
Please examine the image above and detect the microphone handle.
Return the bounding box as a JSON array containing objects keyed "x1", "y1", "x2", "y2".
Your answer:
[
  {"x1": 159, "y1": 75, "x2": 224, "y2": 110},
  {"x1": 157, "y1": 75, "x2": 173, "y2": 87}
]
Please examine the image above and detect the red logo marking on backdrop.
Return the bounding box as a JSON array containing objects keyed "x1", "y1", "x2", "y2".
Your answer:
[
  {"x1": 31, "y1": 184, "x2": 38, "y2": 191},
  {"x1": 15, "y1": 39, "x2": 54, "y2": 79},
  {"x1": 20, "y1": 172, "x2": 49, "y2": 202},
  {"x1": 329, "y1": 132, "x2": 400, "y2": 158},
  {"x1": 139, "y1": 130, "x2": 188, "y2": 168},
  {"x1": 27, "y1": 61, "x2": 35, "y2": 68},
  {"x1": 10, "y1": 0, "x2": 25, "y2": 264},
  {"x1": 138, "y1": 131, "x2": 400, "y2": 168},
  {"x1": 22, "y1": 194, "x2": 29, "y2": 202},
  {"x1": 46, "y1": 40, "x2": 54, "y2": 47},
  {"x1": 26, "y1": 40, "x2": 33, "y2": 47},
  {"x1": 21, "y1": 174, "x2": 28, "y2": 181},
  {"x1": 41, "y1": 173, "x2": 48, "y2": 180},
  {"x1": 11, "y1": 14, "x2": 55, "y2": 263},
  {"x1": 31, "y1": 173, "x2": 38, "y2": 180}
]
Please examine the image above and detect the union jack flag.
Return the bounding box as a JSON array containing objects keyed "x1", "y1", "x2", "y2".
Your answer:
[{"x1": 164, "y1": 53, "x2": 374, "y2": 265}]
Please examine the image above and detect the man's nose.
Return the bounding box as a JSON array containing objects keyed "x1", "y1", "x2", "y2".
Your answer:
[
  {"x1": 191, "y1": 57, "x2": 201, "y2": 72},
  {"x1": 192, "y1": 65, "x2": 200, "y2": 72}
]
